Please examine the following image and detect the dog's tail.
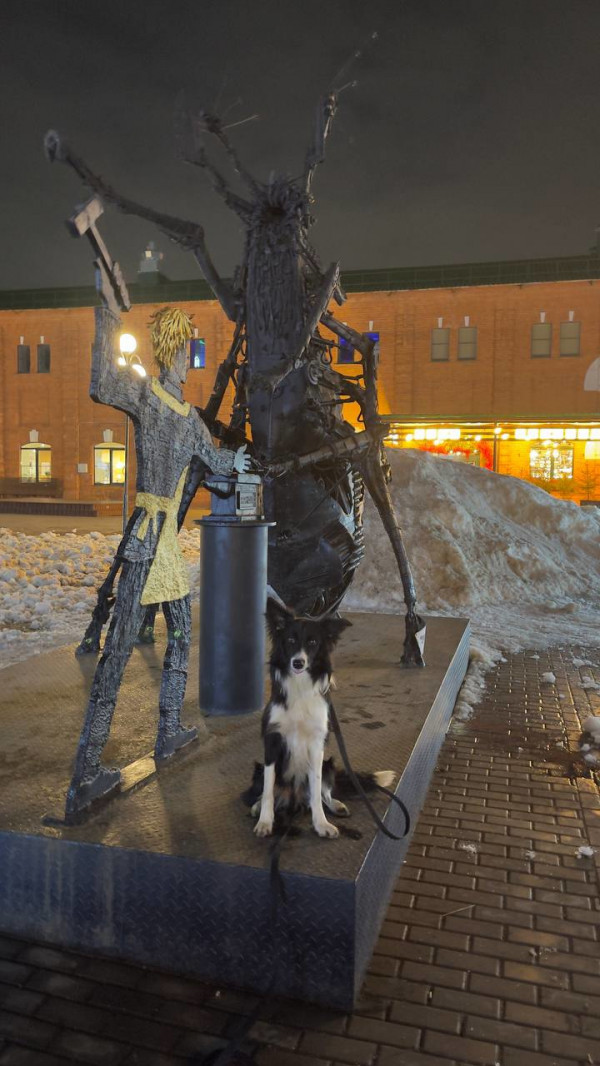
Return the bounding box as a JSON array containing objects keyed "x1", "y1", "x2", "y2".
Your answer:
[{"x1": 323, "y1": 757, "x2": 396, "y2": 797}]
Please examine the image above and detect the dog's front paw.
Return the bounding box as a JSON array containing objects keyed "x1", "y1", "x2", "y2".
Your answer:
[
  {"x1": 331, "y1": 799, "x2": 350, "y2": 817},
  {"x1": 254, "y1": 819, "x2": 274, "y2": 837},
  {"x1": 313, "y1": 820, "x2": 339, "y2": 839}
]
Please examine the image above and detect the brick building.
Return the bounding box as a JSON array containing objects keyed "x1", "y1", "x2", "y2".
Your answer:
[{"x1": 1, "y1": 249, "x2": 599, "y2": 513}]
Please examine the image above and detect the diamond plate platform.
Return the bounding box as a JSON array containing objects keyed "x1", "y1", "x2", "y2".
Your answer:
[{"x1": 0, "y1": 612, "x2": 469, "y2": 1008}]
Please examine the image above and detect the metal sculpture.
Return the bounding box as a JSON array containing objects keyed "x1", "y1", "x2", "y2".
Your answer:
[
  {"x1": 44, "y1": 87, "x2": 425, "y2": 667},
  {"x1": 56, "y1": 198, "x2": 251, "y2": 816}
]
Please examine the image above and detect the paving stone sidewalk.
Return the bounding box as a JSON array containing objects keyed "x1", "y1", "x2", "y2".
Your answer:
[{"x1": 1, "y1": 645, "x2": 599, "y2": 1066}]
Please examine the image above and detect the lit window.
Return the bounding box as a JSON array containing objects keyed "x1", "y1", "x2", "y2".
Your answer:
[
  {"x1": 559, "y1": 322, "x2": 580, "y2": 357},
  {"x1": 94, "y1": 444, "x2": 126, "y2": 485},
  {"x1": 531, "y1": 323, "x2": 552, "y2": 358},
  {"x1": 457, "y1": 326, "x2": 477, "y2": 360},
  {"x1": 431, "y1": 328, "x2": 450, "y2": 361},
  {"x1": 17, "y1": 344, "x2": 30, "y2": 374},
  {"x1": 337, "y1": 337, "x2": 355, "y2": 364},
  {"x1": 189, "y1": 338, "x2": 206, "y2": 369},
  {"x1": 37, "y1": 343, "x2": 51, "y2": 373},
  {"x1": 20, "y1": 443, "x2": 51, "y2": 481},
  {"x1": 530, "y1": 446, "x2": 574, "y2": 480}
]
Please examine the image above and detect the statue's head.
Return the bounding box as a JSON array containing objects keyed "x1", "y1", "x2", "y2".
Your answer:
[{"x1": 149, "y1": 307, "x2": 194, "y2": 383}]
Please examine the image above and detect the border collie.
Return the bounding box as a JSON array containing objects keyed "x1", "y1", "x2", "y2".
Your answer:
[{"x1": 250, "y1": 598, "x2": 353, "y2": 838}]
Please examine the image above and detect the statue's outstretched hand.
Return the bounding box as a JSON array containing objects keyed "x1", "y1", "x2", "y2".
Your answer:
[{"x1": 233, "y1": 445, "x2": 252, "y2": 474}]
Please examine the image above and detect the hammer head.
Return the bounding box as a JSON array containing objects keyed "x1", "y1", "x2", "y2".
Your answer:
[{"x1": 67, "y1": 197, "x2": 104, "y2": 238}]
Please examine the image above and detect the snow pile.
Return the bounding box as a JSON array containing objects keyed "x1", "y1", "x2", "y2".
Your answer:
[
  {"x1": 346, "y1": 449, "x2": 600, "y2": 718},
  {"x1": 0, "y1": 527, "x2": 201, "y2": 668},
  {"x1": 348, "y1": 448, "x2": 600, "y2": 615}
]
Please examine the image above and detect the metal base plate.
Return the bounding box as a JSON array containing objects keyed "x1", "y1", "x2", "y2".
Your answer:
[{"x1": 0, "y1": 612, "x2": 469, "y2": 1008}]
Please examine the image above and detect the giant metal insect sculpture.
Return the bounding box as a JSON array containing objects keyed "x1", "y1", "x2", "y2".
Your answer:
[{"x1": 45, "y1": 85, "x2": 425, "y2": 666}]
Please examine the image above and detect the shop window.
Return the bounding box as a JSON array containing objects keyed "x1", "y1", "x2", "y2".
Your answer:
[
  {"x1": 37, "y1": 343, "x2": 51, "y2": 373},
  {"x1": 20, "y1": 443, "x2": 51, "y2": 481},
  {"x1": 431, "y1": 327, "x2": 450, "y2": 361},
  {"x1": 530, "y1": 446, "x2": 574, "y2": 480},
  {"x1": 17, "y1": 344, "x2": 30, "y2": 374},
  {"x1": 457, "y1": 326, "x2": 477, "y2": 360},
  {"x1": 531, "y1": 322, "x2": 552, "y2": 358},
  {"x1": 560, "y1": 321, "x2": 580, "y2": 356},
  {"x1": 94, "y1": 443, "x2": 126, "y2": 485},
  {"x1": 337, "y1": 337, "x2": 355, "y2": 364},
  {"x1": 189, "y1": 337, "x2": 206, "y2": 369}
]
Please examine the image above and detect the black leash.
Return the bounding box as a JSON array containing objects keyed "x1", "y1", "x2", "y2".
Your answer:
[
  {"x1": 328, "y1": 698, "x2": 411, "y2": 840},
  {"x1": 199, "y1": 824, "x2": 292, "y2": 1066},
  {"x1": 199, "y1": 709, "x2": 410, "y2": 1064}
]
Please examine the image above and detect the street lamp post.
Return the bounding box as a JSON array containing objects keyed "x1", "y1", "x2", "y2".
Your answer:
[{"x1": 118, "y1": 333, "x2": 146, "y2": 534}]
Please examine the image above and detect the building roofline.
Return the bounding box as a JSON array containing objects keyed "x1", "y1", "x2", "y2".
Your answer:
[{"x1": 2, "y1": 252, "x2": 600, "y2": 310}]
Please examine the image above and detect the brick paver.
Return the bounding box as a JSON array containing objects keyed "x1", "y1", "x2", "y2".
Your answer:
[{"x1": 0, "y1": 645, "x2": 599, "y2": 1065}]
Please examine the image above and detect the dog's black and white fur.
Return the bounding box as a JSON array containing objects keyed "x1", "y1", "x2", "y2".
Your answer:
[{"x1": 251, "y1": 598, "x2": 352, "y2": 838}]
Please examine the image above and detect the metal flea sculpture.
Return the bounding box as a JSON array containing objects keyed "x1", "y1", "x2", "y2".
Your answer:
[{"x1": 45, "y1": 79, "x2": 425, "y2": 668}]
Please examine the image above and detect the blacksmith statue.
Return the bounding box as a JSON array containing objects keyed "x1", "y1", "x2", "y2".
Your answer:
[{"x1": 66, "y1": 298, "x2": 250, "y2": 818}]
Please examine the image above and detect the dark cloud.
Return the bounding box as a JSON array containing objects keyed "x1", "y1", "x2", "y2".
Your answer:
[{"x1": 2, "y1": 0, "x2": 600, "y2": 290}]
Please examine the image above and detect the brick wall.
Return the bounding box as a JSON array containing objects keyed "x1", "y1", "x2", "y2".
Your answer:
[{"x1": 0, "y1": 276, "x2": 598, "y2": 502}]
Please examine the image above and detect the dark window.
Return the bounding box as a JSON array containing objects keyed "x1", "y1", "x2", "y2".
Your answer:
[
  {"x1": 458, "y1": 326, "x2": 477, "y2": 360},
  {"x1": 431, "y1": 327, "x2": 450, "y2": 361},
  {"x1": 337, "y1": 337, "x2": 355, "y2": 363},
  {"x1": 37, "y1": 343, "x2": 51, "y2": 373},
  {"x1": 17, "y1": 344, "x2": 30, "y2": 374},
  {"x1": 189, "y1": 337, "x2": 206, "y2": 369},
  {"x1": 366, "y1": 331, "x2": 380, "y2": 359},
  {"x1": 531, "y1": 323, "x2": 552, "y2": 358},
  {"x1": 559, "y1": 321, "x2": 580, "y2": 356}
]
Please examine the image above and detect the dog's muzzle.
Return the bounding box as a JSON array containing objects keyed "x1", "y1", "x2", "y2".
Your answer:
[{"x1": 291, "y1": 656, "x2": 307, "y2": 674}]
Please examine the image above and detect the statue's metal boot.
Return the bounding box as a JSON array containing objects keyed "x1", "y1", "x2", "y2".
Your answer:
[
  {"x1": 65, "y1": 764, "x2": 121, "y2": 819},
  {"x1": 155, "y1": 707, "x2": 198, "y2": 761}
]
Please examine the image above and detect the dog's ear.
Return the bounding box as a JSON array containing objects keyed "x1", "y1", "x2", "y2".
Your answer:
[
  {"x1": 266, "y1": 597, "x2": 294, "y2": 636},
  {"x1": 322, "y1": 615, "x2": 352, "y2": 648}
]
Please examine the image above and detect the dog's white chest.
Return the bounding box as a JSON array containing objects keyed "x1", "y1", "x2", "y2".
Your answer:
[{"x1": 270, "y1": 673, "x2": 329, "y2": 782}]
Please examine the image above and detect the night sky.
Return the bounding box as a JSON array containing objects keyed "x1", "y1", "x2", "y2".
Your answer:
[{"x1": 2, "y1": 0, "x2": 600, "y2": 291}]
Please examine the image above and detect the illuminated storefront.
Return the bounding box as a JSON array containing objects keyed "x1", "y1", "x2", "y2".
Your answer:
[{"x1": 383, "y1": 419, "x2": 600, "y2": 503}]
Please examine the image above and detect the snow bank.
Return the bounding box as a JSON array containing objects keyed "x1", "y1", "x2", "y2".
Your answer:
[
  {"x1": 1, "y1": 450, "x2": 599, "y2": 716},
  {"x1": 0, "y1": 527, "x2": 200, "y2": 669},
  {"x1": 345, "y1": 449, "x2": 600, "y2": 718}
]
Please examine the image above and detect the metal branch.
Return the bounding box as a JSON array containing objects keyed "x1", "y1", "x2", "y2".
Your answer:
[
  {"x1": 44, "y1": 131, "x2": 237, "y2": 321},
  {"x1": 182, "y1": 145, "x2": 253, "y2": 220},
  {"x1": 195, "y1": 110, "x2": 262, "y2": 197},
  {"x1": 303, "y1": 93, "x2": 338, "y2": 196}
]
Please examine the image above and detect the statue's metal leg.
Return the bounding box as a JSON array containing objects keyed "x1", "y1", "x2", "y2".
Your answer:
[
  {"x1": 362, "y1": 450, "x2": 426, "y2": 667},
  {"x1": 75, "y1": 559, "x2": 121, "y2": 655},
  {"x1": 137, "y1": 603, "x2": 158, "y2": 644},
  {"x1": 65, "y1": 560, "x2": 150, "y2": 818},
  {"x1": 154, "y1": 594, "x2": 198, "y2": 760}
]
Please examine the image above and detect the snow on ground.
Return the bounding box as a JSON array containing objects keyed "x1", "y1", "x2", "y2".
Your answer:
[{"x1": 1, "y1": 449, "x2": 599, "y2": 722}]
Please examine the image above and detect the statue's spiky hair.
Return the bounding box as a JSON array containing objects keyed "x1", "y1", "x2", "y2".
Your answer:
[{"x1": 148, "y1": 307, "x2": 194, "y2": 369}]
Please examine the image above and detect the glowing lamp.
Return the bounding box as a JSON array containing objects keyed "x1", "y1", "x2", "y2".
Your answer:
[
  {"x1": 119, "y1": 333, "x2": 137, "y2": 355},
  {"x1": 493, "y1": 427, "x2": 502, "y2": 435},
  {"x1": 501, "y1": 433, "x2": 509, "y2": 440}
]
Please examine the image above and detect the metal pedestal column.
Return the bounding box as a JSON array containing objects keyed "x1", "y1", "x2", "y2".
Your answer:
[{"x1": 198, "y1": 518, "x2": 273, "y2": 716}]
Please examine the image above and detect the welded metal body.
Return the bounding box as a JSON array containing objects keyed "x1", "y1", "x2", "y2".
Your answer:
[{"x1": 45, "y1": 91, "x2": 425, "y2": 662}]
